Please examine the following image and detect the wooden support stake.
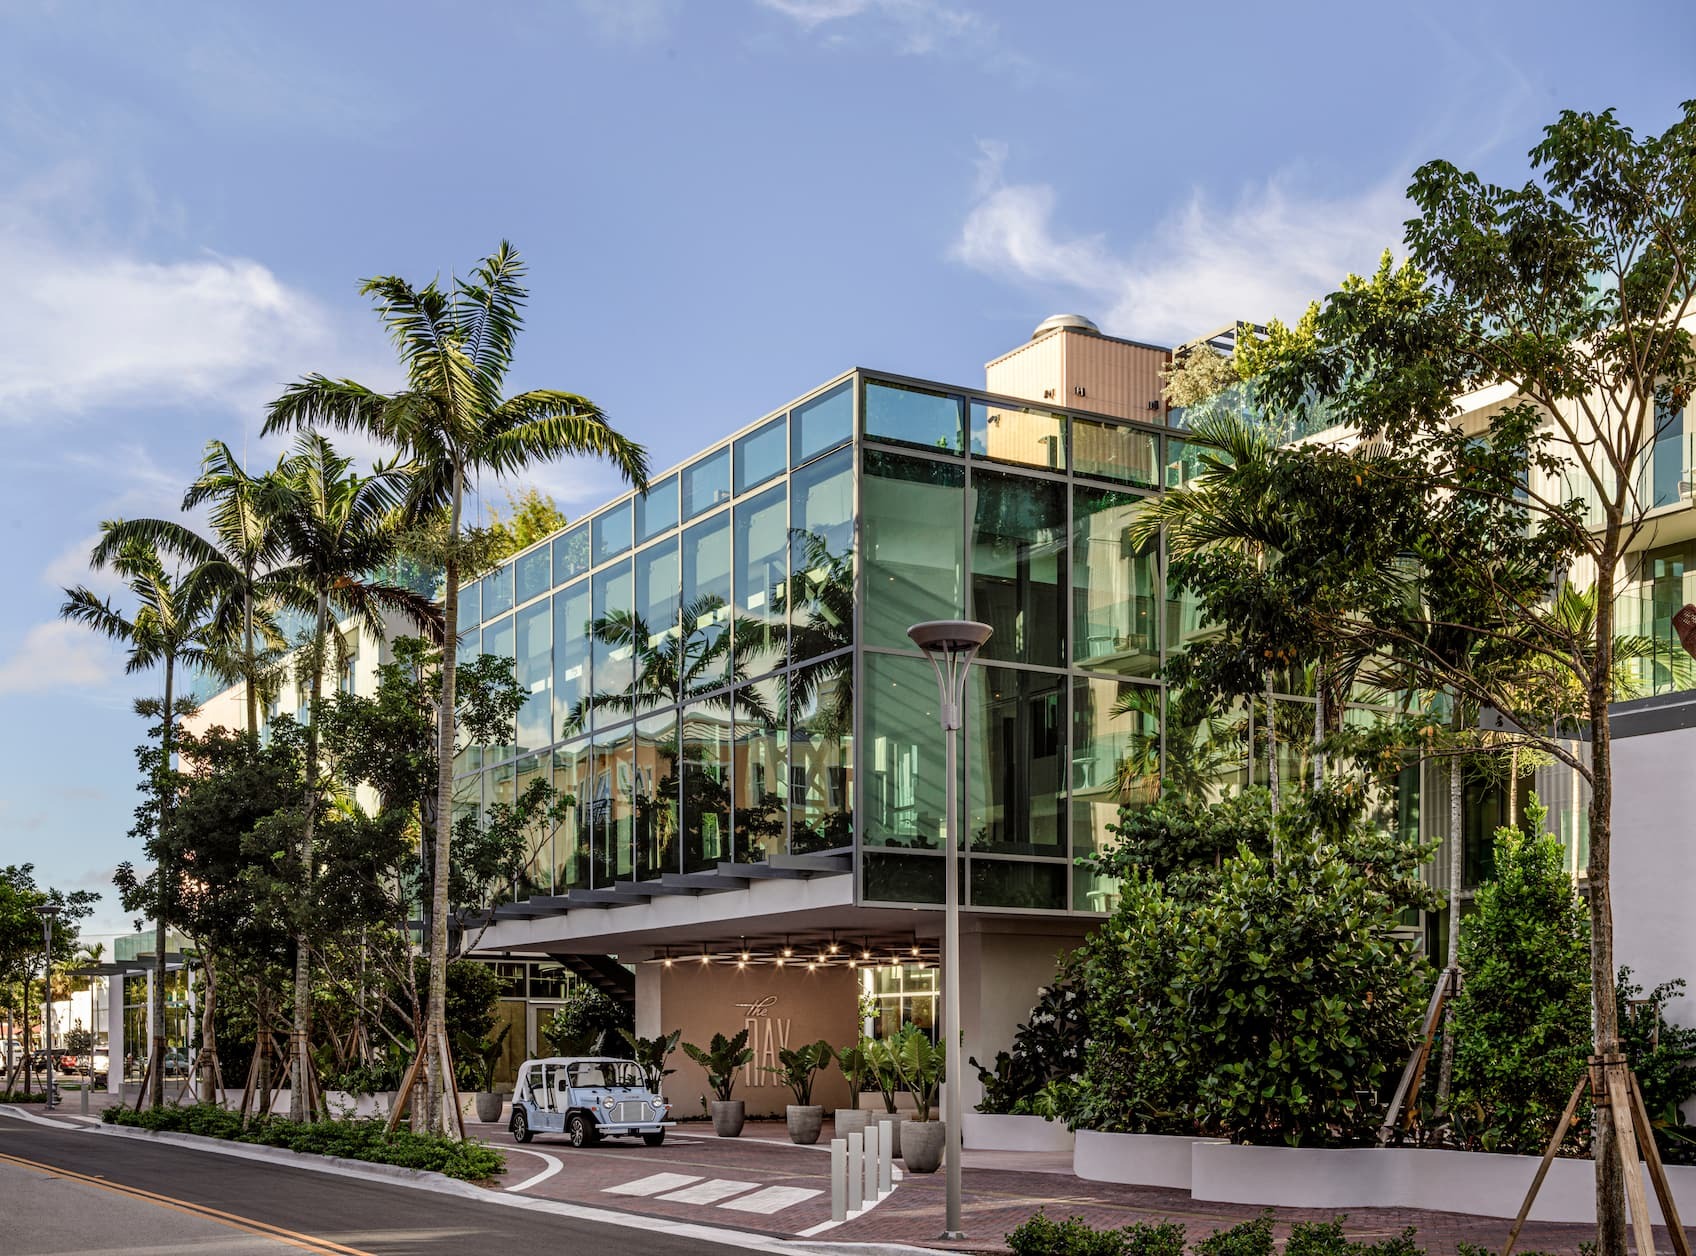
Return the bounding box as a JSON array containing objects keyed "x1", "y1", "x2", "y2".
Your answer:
[
  {"x1": 439, "y1": 1033, "x2": 466, "y2": 1141},
  {"x1": 1605, "y1": 1060, "x2": 1658, "y2": 1256},
  {"x1": 1629, "y1": 1069, "x2": 1691, "y2": 1256},
  {"x1": 1379, "y1": 966, "x2": 1456, "y2": 1146},
  {"x1": 384, "y1": 1048, "x2": 426, "y2": 1134},
  {"x1": 134, "y1": 1049, "x2": 159, "y2": 1113},
  {"x1": 1503, "y1": 1074, "x2": 1588, "y2": 1256},
  {"x1": 237, "y1": 1049, "x2": 259, "y2": 1123}
]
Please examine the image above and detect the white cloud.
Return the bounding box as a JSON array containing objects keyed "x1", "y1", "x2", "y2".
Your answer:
[
  {"x1": 952, "y1": 141, "x2": 1411, "y2": 346},
  {"x1": 755, "y1": 0, "x2": 994, "y2": 57},
  {"x1": 0, "y1": 621, "x2": 117, "y2": 695}
]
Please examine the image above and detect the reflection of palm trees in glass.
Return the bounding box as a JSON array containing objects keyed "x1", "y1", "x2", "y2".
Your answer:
[
  {"x1": 775, "y1": 529, "x2": 853, "y2": 739},
  {"x1": 1112, "y1": 687, "x2": 1245, "y2": 805}
]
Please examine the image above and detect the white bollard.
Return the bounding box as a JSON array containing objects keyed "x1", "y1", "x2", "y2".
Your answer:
[
  {"x1": 863, "y1": 1121, "x2": 880, "y2": 1203},
  {"x1": 846, "y1": 1131, "x2": 864, "y2": 1212},
  {"x1": 830, "y1": 1137, "x2": 846, "y2": 1222},
  {"x1": 879, "y1": 1121, "x2": 893, "y2": 1196}
]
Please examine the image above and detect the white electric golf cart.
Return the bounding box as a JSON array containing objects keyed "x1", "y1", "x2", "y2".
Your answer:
[{"x1": 509, "y1": 1056, "x2": 673, "y2": 1148}]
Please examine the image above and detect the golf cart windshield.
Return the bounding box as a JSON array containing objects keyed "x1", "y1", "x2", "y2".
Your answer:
[{"x1": 570, "y1": 1060, "x2": 645, "y2": 1088}]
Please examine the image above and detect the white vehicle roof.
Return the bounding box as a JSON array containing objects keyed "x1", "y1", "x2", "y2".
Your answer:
[{"x1": 519, "y1": 1056, "x2": 638, "y2": 1068}]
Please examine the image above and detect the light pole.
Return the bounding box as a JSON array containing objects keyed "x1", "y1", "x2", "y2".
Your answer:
[
  {"x1": 36, "y1": 904, "x2": 61, "y2": 1109},
  {"x1": 906, "y1": 618, "x2": 990, "y2": 1241}
]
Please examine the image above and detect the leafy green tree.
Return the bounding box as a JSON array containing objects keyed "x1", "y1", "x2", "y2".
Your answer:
[
  {"x1": 545, "y1": 986, "x2": 632, "y2": 1057},
  {"x1": 61, "y1": 530, "x2": 220, "y2": 1108},
  {"x1": 265, "y1": 242, "x2": 648, "y2": 1130},
  {"x1": 0, "y1": 866, "x2": 97, "y2": 1096},
  {"x1": 1260, "y1": 103, "x2": 1696, "y2": 1249},
  {"x1": 1448, "y1": 802, "x2": 1592, "y2": 1153},
  {"x1": 1616, "y1": 968, "x2": 1696, "y2": 1164},
  {"x1": 485, "y1": 486, "x2": 568, "y2": 560}
]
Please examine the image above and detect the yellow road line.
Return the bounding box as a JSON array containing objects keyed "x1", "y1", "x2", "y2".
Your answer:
[{"x1": 0, "y1": 1148, "x2": 375, "y2": 1256}]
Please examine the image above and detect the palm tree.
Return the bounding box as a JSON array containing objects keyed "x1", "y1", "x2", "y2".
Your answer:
[
  {"x1": 60, "y1": 533, "x2": 220, "y2": 1109},
  {"x1": 263, "y1": 241, "x2": 648, "y2": 1129},
  {"x1": 264, "y1": 432, "x2": 443, "y2": 1121},
  {"x1": 93, "y1": 440, "x2": 297, "y2": 739}
]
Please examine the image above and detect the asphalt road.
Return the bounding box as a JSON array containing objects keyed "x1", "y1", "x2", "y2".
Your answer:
[{"x1": 0, "y1": 1111, "x2": 782, "y2": 1255}]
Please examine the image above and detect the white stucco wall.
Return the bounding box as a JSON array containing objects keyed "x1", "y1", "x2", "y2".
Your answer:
[
  {"x1": 959, "y1": 924, "x2": 1086, "y2": 1111},
  {"x1": 1613, "y1": 721, "x2": 1696, "y2": 1033}
]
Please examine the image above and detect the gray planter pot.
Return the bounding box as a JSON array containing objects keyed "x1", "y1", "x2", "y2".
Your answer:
[
  {"x1": 901, "y1": 1119, "x2": 945, "y2": 1173},
  {"x1": 833, "y1": 1108, "x2": 868, "y2": 1140},
  {"x1": 876, "y1": 1111, "x2": 902, "y2": 1159},
  {"x1": 711, "y1": 1099, "x2": 746, "y2": 1138},
  {"x1": 474, "y1": 1091, "x2": 504, "y2": 1123},
  {"x1": 787, "y1": 1104, "x2": 824, "y2": 1145}
]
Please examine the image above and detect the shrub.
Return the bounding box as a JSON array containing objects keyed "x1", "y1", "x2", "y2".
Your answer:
[
  {"x1": 542, "y1": 985, "x2": 631, "y2": 1056},
  {"x1": 0, "y1": 1090, "x2": 49, "y2": 1103},
  {"x1": 1006, "y1": 1210, "x2": 1184, "y2": 1256},
  {"x1": 1193, "y1": 1214, "x2": 1275, "y2": 1256},
  {"x1": 1449, "y1": 810, "x2": 1591, "y2": 1154},
  {"x1": 972, "y1": 950, "x2": 1086, "y2": 1118},
  {"x1": 1617, "y1": 967, "x2": 1696, "y2": 1164},
  {"x1": 101, "y1": 1103, "x2": 505, "y2": 1181}
]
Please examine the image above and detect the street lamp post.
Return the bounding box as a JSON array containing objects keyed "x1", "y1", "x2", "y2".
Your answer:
[
  {"x1": 35, "y1": 904, "x2": 61, "y2": 1109},
  {"x1": 906, "y1": 618, "x2": 991, "y2": 1242}
]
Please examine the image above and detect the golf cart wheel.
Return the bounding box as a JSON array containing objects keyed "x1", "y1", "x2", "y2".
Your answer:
[
  {"x1": 642, "y1": 1130, "x2": 666, "y2": 1147},
  {"x1": 568, "y1": 1112, "x2": 599, "y2": 1147},
  {"x1": 511, "y1": 1110, "x2": 533, "y2": 1144}
]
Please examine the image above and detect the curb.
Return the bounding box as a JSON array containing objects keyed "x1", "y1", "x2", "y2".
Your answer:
[{"x1": 1, "y1": 1105, "x2": 940, "y2": 1254}]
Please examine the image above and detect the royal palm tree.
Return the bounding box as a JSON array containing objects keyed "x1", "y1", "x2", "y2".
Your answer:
[
  {"x1": 263, "y1": 242, "x2": 648, "y2": 1129},
  {"x1": 93, "y1": 441, "x2": 297, "y2": 739},
  {"x1": 264, "y1": 432, "x2": 443, "y2": 1121},
  {"x1": 60, "y1": 533, "x2": 220, "y2": 1109}
]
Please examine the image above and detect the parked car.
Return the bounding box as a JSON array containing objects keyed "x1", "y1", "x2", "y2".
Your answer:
[
  {"x1": 509, "y1": 1056, "x2": 672, "y2": 1148},
  {"x1": 59, "y1": 1052, "x2": 109, "y2": 1080},
  {"x1": 142, "y1": 1048, "x2": 191, "y2": 1078}
]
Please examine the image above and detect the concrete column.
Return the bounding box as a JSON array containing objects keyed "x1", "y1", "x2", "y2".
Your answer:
[
  {"x1": 633, "y1": 951, "x2": 662, "y2": 1039},
  {"x1": 107, "y1": 976, "x2": 125, "y2": 1095},
  {"x1": 144, "y1": 969, "x2": 155, "y2": 1053},
  {"x1": 956, "y1": 921, "x2": 1088, "y2": 1114}
]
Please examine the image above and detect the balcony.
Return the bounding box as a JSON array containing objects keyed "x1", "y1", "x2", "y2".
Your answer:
[
  {"x1": 1557, "y1": 432, "x2": 1696, "y2": 533},
  {"x1": 1615, "y1": 571, "x2": 1696, "y2": 698}
]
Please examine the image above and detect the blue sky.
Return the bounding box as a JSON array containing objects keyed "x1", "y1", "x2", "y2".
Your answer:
[{"x1": 2, "y1": 0, "x2": 1691, "y2": 938}]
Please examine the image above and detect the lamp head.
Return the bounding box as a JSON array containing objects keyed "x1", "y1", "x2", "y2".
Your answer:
[
  {"x1": 905, "y1": 620, "x2": 992, "y2": 657},
  {"x1": 35, "y1": 903, "x2": 61, "y2": 921}
]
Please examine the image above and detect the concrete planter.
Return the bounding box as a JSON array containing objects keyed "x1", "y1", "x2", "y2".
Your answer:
[
  {"x1": 473, "y1": 1092, "x2": 504, "y2": 1124},
  {"x1": 963, "y1": 1112, "x2": 1073, "y2": 1153},
  {"x1": 901, "y1": 1119, "x2": 946, "y2": 1173},
  {"x1": 1074, "y1": 1130, "x2": 1222, "y2": 1191},
  {"x1": 833, "y1": 1108, "x2": 868, "y2": 1140},
  {"x1": 711, "y1": 1099, "x2": 746, "y2": 1138},
  {"x1": 324, "y1": 1091, "x2": 400, "y2": 1120},
  {"x1": 1190, "y1": 1142, "x2": 1696, "y2": 1224},
  {"x1": 787, "y1": 1104, "x2": 824, "y2": 1145}
]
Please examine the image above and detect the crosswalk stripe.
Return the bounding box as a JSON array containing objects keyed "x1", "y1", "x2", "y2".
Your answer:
[
  {"x1": 656, "y1": 1178, "x2": 760, "y2": 1204},
  {"x1": 718, "y1": 1186, "x2": 823, "y2": 1214},
  {"x1": 602, "y1": 1172, "x2": 702, "y2": 1196}
]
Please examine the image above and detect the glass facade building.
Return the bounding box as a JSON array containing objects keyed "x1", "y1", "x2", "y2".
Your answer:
[{"x1": 455, "y1": 368, "x2": 1280, "y2": 917}]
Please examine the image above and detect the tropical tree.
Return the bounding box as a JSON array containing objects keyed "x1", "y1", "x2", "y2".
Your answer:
[
  {"x1": 61, "y1": 531, "x2": 221, "y2": 1108},
  {"x1": 263, "y1": 242, "x2": 649, "y2": 1129},
  {"x1": 93, "y1": 441, "x2": 297, "y2": 738},
  {"x1": 261, "y1": 432, "x2": 442, "y2": 1121}
]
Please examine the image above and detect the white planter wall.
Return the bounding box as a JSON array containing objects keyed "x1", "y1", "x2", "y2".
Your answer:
[
  {"x1": 1074, "y1": 1131, "x2": 1221, "y2": 1191},
  {"x1": 963, "y1": 1113, "x2": 1073, "y2": 1153}
]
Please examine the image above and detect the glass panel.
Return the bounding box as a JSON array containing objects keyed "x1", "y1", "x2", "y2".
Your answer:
[
  {"x1": 792, "y1": 381, "x2": 852, "y2": 464},
  {"x1": 636, "y1": 473, "x2": 680, "y2": 543},
  {"x1": 453, "y1": 770, "x2": 483, "y2": 829},
  {"x1": 865, "y1": 380, "x2": 963, "y2": 453},
  {"x1": 516, "y1": 545, "x2": 550, "y2": 606},
  {"x1": 515, "y1": 600, "x2": 552, "y2": 754},
  {"x1": 971, "y1": 471, "x2": 1067, "y2": 668},
  {"x1": 456, "y1": 622, "x2": 480, "y2": 670},
  {"x1": 732, "y1": 676, "x2": 785, "y2": 863},
  {"x1": 552, "y1": 524, "x2": 590, "y2": 583},
  {"x1": 735, "y1": 417, "x2": 787, "y2": 494},
  {"x1": 515, "y1": 754, "x2": 549, "y2": 899},
  {"x1": 482, "y1": 615, "x2": 516, "y2": 760},
  {"x1": 1071, "y1": 679, "x2": 1159, "y2": 910},
  {"x1": 788, "y1": 656, "x2": 853, "y2": 854},
  {"x1": 552, "y1": 582, "x2": 591, "y2": 739},
  {"x1": 682, "y1": 446, "x2": 731, "y2": 519},
  {"x1": 967, "y1": 665, "x2": 1064, "y2": 855},
  {"x1": 970, "y1": 861, "x2": 1066, "y2": 910},
  {"x1": 553, "y1": 740, "x2": 591, "y2": 891},
  {"x1": 1074, "y1": 417, "x2": 1158, "y2": 487},
  {"x1": 1165, "y1": 699, "x2": 1249, "y2": 805},
  {"x1": 786, "y1": 448, "x2": 854, "y2": 665},
  {"x1": 1165, "y1": 436, "x2": 1207, "y2": 490},
  {"x1": 592, "y1": 499, "x2": 633, "y2": 566},
  {"x1": 634, "y1": 709, "x2": 680, "y2": 880},
  {"x1": 862, "y1": 852, "x2": 945, "y2": 905},
  {"x1": 682, "y1": 513, "x2": 732, "y2": 697},
  {"x1": 681, "y1": 702, "x2": 731, "y2": 872},
  {"x1": 862, "y1": 451, "x2": 964, "y2": 649},
  {"x1": 589, "y1": 561, "x2": 634, "y2": 726},
  {"x1": 490, "y1": 759, "x2": 516, "y2": 900},
  {"x1": 458, "y1": 579, "x2": 481, "y2": 630},
  {"x1": 970, "y1": 400, "x2": 1065, "y2": 470},
  {"x1": 633, "y1": 537, "x2": 681, "y2": 712},
  {"x1": 734, "y1": 483, "x2": 787, "y2": 677},
  {"x1": 482, "y1": 566, "x2": 514, "y2": 620},
  {"x1": 1073, "y1": 486, "x2": 1160, "y2": 677},
  {"x1": 863, "y1": 652, "x2": 946, "y2": 850},
  {"x1": 590, "y1": 724, "x2": 633, "y2": 885},
  {"x1": 1653, "y1": 404, "x2": 1685, "y2": 510}
]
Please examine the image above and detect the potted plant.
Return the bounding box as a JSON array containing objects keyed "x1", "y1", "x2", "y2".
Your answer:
[
  {"x1": 863, "y1": 1033, "x2": 905, "y2": 1158},
  {"x1": 832, "y1": 1042, "x2": 869, "y2": 1140},
  {"x1": 683, "y1": 1030, "x2": 753, "y2": 1137},
  {"x1": 467, "y1": 1024, "x2": 511, "y2": 1123},
  {"x1": 617, "y1": 1028, "x2": 681, "y2": 1096},
  {"x1": 769, "y1": 1039, "x2": 834, "y2": 1145},
  {"x1": 894, "y1": 1031, "x2": 946, "y2": 1173}
]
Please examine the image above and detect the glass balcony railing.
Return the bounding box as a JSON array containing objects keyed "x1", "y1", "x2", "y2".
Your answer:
[
  {"x1": 1558, "y1": 433, "x2": 1696, "y2": 527},
  {"x1": 1615, "y1": 571, "x2": 1696, "y2": 698}
]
